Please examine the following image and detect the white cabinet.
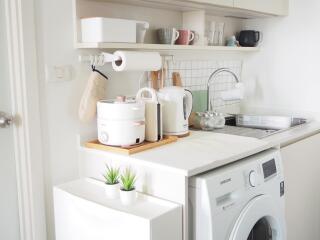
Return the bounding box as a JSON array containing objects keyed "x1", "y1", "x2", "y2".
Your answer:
[
  {"x1": 188, "y1": 0, "x2": 233, "y2": 7},
  {"x1": 234, "y1": 0, "x2": 289, "y2": 15},
  {"x1": 54, "y1": 178, "x2": 183, "y2": 240},
  {"x1": 281, "y1": 133, "x2": 320, "y2": 240}
]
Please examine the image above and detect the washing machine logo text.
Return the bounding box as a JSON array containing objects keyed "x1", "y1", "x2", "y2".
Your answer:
[{"x1": 220, "y1": 178, "x2": 232, "y2": 185}]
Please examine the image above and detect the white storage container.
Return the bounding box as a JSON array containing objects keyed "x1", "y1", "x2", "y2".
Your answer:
[
  {"x1": 54, "y1": 178, "x2": 183, "y2": 240},
  {"x1": 81, "y1": 17, "x2": 137, "y2": 43}
]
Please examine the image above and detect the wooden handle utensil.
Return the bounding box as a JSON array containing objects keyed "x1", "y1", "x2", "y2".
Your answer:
[
  {"x1": 150, "y1": 71, "x2": 159, "y2": 90},
  {"x1": 172, "y1": 72, "x2": 183, "y2": 87}
]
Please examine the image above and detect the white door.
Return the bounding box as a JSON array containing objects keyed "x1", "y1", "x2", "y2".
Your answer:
[{"x1": 0, "y1": 0, "x2": 21, "y2": 239}]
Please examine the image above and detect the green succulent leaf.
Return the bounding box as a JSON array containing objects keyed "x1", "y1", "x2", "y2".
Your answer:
[
  {"x1": 120, "y1": 168, "x2": 136, "y2": 191},
  {"x1": 103, "y1": 165, "x2": 120, "y2": 185}
]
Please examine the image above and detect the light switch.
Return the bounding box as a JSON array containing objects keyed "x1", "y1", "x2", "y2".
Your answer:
[{"x1": 45, "y1": 64, "x2": 72, "y2": 83}]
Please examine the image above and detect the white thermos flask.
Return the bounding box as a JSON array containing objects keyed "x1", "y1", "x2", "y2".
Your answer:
[{"x1": 136, "y1": 88, "x2": 163, "y2": 142}]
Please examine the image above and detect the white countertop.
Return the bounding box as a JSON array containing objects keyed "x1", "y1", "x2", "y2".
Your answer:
[
  {"x1": 81, "y1": 122, "x2": 320, "y2": 177},
  {"x1": 133, "y1": 131, "x2": 273, "y2": 176},
  {"x1": 263, "y1": 121, "x2": 320, "y2": 147}
]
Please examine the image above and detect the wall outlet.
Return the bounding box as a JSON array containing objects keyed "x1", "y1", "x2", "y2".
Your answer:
[{"x1": 45, "y1": 65, "x2": 73, "y2": 83}]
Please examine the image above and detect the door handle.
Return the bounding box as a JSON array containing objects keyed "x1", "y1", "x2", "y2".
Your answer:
[{"x1": 0, "y1": 111, "x2": 13, "y2": 128}]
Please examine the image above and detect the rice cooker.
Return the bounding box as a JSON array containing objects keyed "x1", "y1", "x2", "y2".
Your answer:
[{"x1": 97, "y1": 96, "x2": 145, "y2": 146}]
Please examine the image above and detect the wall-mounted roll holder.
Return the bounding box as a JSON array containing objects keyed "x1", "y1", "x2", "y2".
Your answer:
[
  {"x1": 79, "y1": 52, "x2": 174, "y2": 88},
  {"x1": 78, "y1": 52, "x2": 175, "y2": 67},
  {"x1": 78, "y1": 53, "x2": 121, "y2": 67}
]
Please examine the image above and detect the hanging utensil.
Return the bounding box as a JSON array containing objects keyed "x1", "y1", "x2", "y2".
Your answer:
[{"x1": 172, "y1": 72, "x2": 183, "y2": 87}]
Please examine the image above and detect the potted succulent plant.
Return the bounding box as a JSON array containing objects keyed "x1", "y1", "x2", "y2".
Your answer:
[
  {"x1": 103, "y1": 165, "x2": 120, "y2": 199},
  {"x1": 120, "y1": 168, "x2": 137, "y2": 205}
]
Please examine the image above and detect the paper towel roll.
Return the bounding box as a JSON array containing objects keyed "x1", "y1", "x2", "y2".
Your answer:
[{"x1": 112, "y1": 51, "x2": 162, "y2": 72}]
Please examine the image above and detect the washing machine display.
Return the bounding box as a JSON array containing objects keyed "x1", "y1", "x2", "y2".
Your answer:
[{"x1": 262, "y1": 159, "x2": 277, "y2": 179}]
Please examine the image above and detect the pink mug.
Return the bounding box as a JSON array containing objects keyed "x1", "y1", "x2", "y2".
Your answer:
[{"x1": 176, "y1": 30, "x2": 195, "y2": 45}]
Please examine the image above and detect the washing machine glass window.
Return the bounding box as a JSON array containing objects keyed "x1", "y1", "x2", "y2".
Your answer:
[
  {"x1": 229, "y1": 195, "x2": 284, "y2": 240},
  {"x1": 247, "y1": 217, "x2": 272, "y2": 240}
]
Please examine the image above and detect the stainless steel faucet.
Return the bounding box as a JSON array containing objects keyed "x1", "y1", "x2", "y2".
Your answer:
[{"x1": 207, "y1": 68, "x2": 240, "y2": 112}]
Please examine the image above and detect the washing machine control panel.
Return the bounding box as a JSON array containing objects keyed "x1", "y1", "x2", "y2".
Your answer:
[{"x1": 246, "y1": 158, "x2": 278, "y2": 188}]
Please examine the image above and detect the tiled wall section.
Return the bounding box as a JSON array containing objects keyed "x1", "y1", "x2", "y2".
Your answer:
[{"x1": 148, "y1": 59, "x2": 243, "y2": 112}]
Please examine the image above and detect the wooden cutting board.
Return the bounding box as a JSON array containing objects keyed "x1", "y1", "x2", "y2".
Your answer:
[{"x1": 85, "y1": 136, "x2": 178, "y2": 155}]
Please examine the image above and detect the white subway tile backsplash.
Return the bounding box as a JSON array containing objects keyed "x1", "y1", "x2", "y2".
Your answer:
[{"x1": 146, "y1": 59, "x2": 242, "y2": 112}]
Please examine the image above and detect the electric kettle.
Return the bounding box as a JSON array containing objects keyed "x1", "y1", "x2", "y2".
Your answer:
[{"x1": 158, "y1": 86, "x2": 193, "y2": 136}]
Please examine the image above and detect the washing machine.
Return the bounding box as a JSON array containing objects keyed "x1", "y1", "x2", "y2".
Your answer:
[{"x1": 189, "y1": 148, "x2": 286, "y2": 240}]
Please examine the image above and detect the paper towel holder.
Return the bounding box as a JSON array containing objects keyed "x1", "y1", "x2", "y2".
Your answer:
[
  {"x1": 78, "y1": 52, "x2": 175, "y2": 67},
  {"x1": 78, "y1": 53, "x2": 120, "y2": 66}
]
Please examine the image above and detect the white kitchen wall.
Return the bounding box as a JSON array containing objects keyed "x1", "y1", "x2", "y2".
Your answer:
[
  {"x1": 34, "y1": 1, "x2": 245, "y2": 239},
  {"x1": 241, "y1": 0, "x2": 320, "y2": 119}
]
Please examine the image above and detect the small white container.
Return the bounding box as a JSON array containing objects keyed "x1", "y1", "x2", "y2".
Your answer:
[
  {"x1": 104, "y1": 183, "x2": 120, "y2": 199},
  {"x1": 81, "y1": 17, "x2": 137, "y2": 43},
  {"x1": 120, "y1": 189, "x2": 137, "y2": 206}
]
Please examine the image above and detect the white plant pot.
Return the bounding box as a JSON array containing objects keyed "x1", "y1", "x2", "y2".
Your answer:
[
  {"x1": 120, "y1": 189, "x2": 137, "y2": 205},
  {"x1": 104, "y1": 183, "x2": 120, "y2": 199}
]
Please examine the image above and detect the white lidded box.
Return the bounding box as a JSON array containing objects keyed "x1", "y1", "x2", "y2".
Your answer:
[{"x1": 81, "y1": 17, "x2": 137, "y2": 43}]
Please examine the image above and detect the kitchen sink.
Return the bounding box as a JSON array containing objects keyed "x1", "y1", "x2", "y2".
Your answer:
[
  {"x1": 212, "y1": 114, "x2": 308, "y2": 139},
  {"x1": 227, "y1": 114, "x2": 308, "y2": 130}
]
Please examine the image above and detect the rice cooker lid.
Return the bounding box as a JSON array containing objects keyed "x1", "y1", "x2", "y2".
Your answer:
[
  {"x1": 100, "y1": 96, "x2": 137, "y2": 104},
  {"x1": 98, "y1": 96, "x2": 145, "y2": 121}
]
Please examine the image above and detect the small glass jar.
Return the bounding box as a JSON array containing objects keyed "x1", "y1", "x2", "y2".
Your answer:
[
  {"x1": 200, "y1": 112, "x2": 215, "y2": 131},
  {"x1": 199, "y1": 111, "x2": 226, "y2": 130},
  {"x1": 193, "y1": 112, "x2": 204, "y2": 129},
  {"x1": 212, "y1": 112, "x2": 226, "y2": 129}
]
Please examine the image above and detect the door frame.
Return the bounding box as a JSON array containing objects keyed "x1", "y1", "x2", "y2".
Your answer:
[{"x1": 4, "y1": 0, "x2": 47, "y2": 240}]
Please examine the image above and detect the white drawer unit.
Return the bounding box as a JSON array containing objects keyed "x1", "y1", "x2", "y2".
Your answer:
[{"x1": 54, "y1": 178, "x2": 182, "y2": 240}]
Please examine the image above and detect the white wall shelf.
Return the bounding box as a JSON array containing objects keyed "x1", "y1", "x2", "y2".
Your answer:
[{"x1": 76, "y1": 42, "x2": 259, "y2": 52}]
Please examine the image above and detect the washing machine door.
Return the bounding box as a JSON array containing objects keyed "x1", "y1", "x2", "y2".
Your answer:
[{"x1": 229, "y1": 195, "x2": 286, "y2": 240}]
